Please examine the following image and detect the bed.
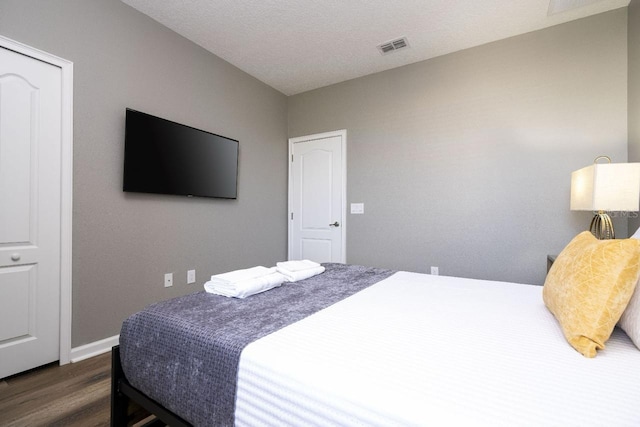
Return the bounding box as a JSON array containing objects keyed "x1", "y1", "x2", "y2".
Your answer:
[{"x1": 111, "y1": 262, "x2": 640, "y2": 426}]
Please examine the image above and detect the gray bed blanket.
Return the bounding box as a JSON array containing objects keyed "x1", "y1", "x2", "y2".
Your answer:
[{"x1": 119, "y1": 263, "x2": 395, "y2": 426}]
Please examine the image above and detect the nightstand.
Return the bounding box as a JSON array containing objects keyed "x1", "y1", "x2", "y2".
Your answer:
[{"x1": 547, "y1": 255, "x2": 557, "y2": 273}]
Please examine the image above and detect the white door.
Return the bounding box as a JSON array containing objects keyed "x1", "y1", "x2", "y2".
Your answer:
[
  {"x1": 0, "y1": 45, "x2": 63, "y2": 378},
  {"x1": 289, "y1": 130, "x2": 346, "y2": 263}
]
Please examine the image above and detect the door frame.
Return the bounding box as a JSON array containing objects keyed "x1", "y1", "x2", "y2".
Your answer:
[
  {"x1": 0, "y1": 35, "x2": 73, "y2": 365},
  {"x1": 288, "y1": 129, "x2": 347, "y2": 262}
]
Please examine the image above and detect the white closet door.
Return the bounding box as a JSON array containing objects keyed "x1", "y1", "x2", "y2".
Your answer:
[
  {"x1": 289, "y1": 131, "x2": 346, "y2": 263},
  {"x1": 0, "y1": 45, "x2": 62, "y2": 379}
]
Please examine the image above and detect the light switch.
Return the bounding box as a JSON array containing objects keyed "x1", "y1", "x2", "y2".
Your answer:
[{"x1": 350, "y1": 203, "x2": 364, "y2": 214}]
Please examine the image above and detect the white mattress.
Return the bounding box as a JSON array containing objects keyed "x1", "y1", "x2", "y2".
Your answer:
[{"x1": 235, "y1": 272, "x2": 640, "y2": 426}]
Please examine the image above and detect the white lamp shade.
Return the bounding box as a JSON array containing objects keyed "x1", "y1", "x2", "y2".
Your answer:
[{"x1": 570, "y1": 163, "x2": 640, "y2": 211}]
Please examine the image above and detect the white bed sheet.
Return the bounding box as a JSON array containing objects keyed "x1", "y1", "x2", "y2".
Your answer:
[{"x1": 235, "y1": 272, "x2": 640, "y2": 426}]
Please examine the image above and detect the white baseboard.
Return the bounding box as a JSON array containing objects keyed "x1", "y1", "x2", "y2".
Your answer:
[{"x1": 70, "y1": 334, "x2": 120, "y2": 363}]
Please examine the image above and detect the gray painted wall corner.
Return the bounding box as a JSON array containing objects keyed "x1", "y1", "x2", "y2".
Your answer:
[
  {"x1": 0, "y1": 0, "x2": 289, "y2": 346},
  {"x1": 288, "y1": 9, "x2": 628, "y2": 285},
  {"x1": 629, "y1": 0, "x2": 640, "y2": 235}
]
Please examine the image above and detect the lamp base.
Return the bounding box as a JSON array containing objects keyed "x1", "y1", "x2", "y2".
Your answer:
[{"x1": 589, "y1": 211, "x2": 614, "y2": 240}]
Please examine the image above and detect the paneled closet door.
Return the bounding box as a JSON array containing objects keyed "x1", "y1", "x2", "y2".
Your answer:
[
  {"x1": 289, "y1": 131, "x2": 346, "y2": 263},
  {"x1": 0, "y1": 45, "x2": 62, "y2": 379}
]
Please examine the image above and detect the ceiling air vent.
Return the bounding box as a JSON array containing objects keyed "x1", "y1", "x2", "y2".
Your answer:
[
  {"x1": 377, "y1": 37, "x2": 409, "y2": 55},
  {"x1": 548, "y1": 0, "x2": 603, "y2": 15}
]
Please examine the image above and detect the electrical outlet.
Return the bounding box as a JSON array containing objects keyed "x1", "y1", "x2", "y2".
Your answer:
[
  {"x1": 187, "y1": 269, "x2": 196, "y2": 284},
  {"x1": 430, "y1": 266, "x2": 439, "y2": 276},
  {"x1": 164, "y1": 273, "x2": 173, "y2": 287}
]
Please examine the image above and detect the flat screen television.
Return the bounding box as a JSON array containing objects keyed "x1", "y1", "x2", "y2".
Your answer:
[{"x1": 123, "y1": 109, "x2": 238, "y2": 199}]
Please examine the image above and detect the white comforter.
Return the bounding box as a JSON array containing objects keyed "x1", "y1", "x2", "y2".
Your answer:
[{"x1": 235, "y1": 272, "x2": 640, "y2": 426}]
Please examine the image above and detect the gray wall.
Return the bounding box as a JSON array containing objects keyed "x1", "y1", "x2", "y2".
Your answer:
[
  {"x1": 630, "y1": 0, "x2": 640, "y2": 234},
  {"x1": 288, "y1": 10, "x2": 628, "y2": 285},
  {"x1": 0, "y1": 0, "x2": 288, "y2": 346}
]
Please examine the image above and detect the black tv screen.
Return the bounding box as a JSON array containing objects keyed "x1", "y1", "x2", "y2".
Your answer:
[{"x1": 123, "y1": 109, "x2": 238, "y2": 199}]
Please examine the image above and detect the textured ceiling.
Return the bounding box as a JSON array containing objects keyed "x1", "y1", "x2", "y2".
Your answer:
[{"x1": 121, "y1": 0, "x2": 630, "y2": 95}]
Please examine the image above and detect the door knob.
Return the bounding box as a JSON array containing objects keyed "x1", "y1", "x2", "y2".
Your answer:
[
  {"x1": 329, "y1": 221, "x2": 340, "y2": 227},
  {"x1": 11, "y1": 253, "x2": 21, "y2": 261}
]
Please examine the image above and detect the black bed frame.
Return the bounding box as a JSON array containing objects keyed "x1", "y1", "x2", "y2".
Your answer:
[{"x1": 110, "y1": 345, "x2": 192, "y2": 427}]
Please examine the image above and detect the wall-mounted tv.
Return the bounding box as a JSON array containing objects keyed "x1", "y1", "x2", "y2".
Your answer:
[{"x1": 123, "y1": 109, "x2": 239, "y2": 199}]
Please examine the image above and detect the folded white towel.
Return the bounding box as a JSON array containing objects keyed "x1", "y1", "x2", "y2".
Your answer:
[
  {"x1": 210, "y1": 266, "x2": 276, "y2": 285},
  {"x1": 204, "y1": 272, "x2": 286, "y2": 299},
  {"x1": 277, "y1": 265, "x2": 325, "y2": 283},
  {"x1": 276, "y1": 260, "x2": 321, "y2": 272}
]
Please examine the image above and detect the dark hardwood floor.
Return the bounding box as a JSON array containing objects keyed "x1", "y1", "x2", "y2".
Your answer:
[{"x1": 0, "y1": 352, "x2": 112, "y2": 427}]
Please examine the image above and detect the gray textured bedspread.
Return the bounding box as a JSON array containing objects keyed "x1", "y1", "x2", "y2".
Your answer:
[{"x1": 119, "y1": 263, "x2": 395, "y2": 426}]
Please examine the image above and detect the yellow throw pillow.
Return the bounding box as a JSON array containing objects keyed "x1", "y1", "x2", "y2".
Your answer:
[{"x1": 543, "y1": 231, "x2": 640, "y2": 357}]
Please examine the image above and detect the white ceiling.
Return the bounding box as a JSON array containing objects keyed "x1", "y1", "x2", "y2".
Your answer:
[{"x1": 121, "y1": 0, "x2": 630, "y2": 96}]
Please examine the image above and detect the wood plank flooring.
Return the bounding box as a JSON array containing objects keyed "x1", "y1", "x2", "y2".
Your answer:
[{"x1": 0, "y1": 352, "x2": 112, "y2": 427}]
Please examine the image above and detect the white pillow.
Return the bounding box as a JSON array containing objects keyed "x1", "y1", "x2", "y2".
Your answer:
[{"x1": 619, "y1": 226, "x2": 640, "y2": 349}]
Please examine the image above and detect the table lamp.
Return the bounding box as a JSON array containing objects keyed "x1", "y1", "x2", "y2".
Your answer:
[{"x1": 570, "y1": 156, "x2": 640, "y2": 239}]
